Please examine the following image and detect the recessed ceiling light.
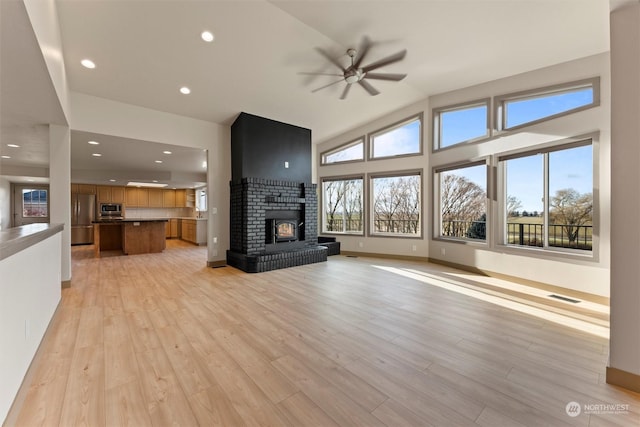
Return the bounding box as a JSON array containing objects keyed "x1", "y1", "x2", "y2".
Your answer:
[
  {"x1": 163, "y1": 150, "x2": 172, "y2": 155},
  {"x1": 92, "y1": 153, "x2": 102, "y2": 157},
  {"x1": 180, "y1": 86, "x2": 191, "y2": 95},
  {"x1": 155, "y1": 160, "x2": 163, "y2": 163},
  {"x1": 109, "y1": 179, "x2": 116, "y2": 182},
  {"x1": 152, "y1": 180, "x2": 158, "y2": 183},
  {"x1": 7, "y1": 144, "x2": 20, "y2": 148},
  {"x1": 81, "y1": 59, "x2": 96, "y2": 69},
  {"x1": 88, "y1": 140, "x2": 99, "y2": 145},
  {"x1": 1, "y1": 155, "x2": 10, "y2": 159},
  {"x1": 201, "y1": 31, "x2": 214, "y2": 42}
]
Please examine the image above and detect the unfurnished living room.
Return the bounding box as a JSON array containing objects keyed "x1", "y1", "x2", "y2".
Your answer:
[{"x1": 1, "y1": 0, "x2": 640, "y2": 426}]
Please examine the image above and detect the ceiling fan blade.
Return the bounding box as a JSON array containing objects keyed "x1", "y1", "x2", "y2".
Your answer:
[
  {"x1": 298, "y1": 72, "x2": 344, "y2": 77},
  {"x1": 315, "y1": 47, "x2": 346, "y2": 72},
  {"x1": 358, "y1": 79, "x2": 380, "y2": 96},
  {"x1": 362, "y1": 49, "x2": 407, "y2": 73},
  {"x1": 353, "y1": 36, "x2": 372, "y2": 69},
  {"x1": 340, "y1": 84, "x2": 352, "y2": 100},
  {"x1": 311, "y1": 79, "x2": 345, "y2": 93},
  {"x1": 364, "y1": 72, "x2": 407, "y2": 81}
]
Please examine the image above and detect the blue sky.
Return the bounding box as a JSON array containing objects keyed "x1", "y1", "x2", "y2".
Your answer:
[
  {"x1": 445, "y1": 88, "x2": 593, "y2": 212},
  {"x1": 373, "y1": 119, "x2": 421, "y2": 157}
]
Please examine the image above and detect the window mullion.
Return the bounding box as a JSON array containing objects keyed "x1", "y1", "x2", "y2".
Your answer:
[{"x1": 543, "y1": 153, "x2": 550, "y2": 248}]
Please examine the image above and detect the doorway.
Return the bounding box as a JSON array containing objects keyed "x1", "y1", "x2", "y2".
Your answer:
[{"x1": 12, "y1": 184, "x2": 49, "y2": 227}]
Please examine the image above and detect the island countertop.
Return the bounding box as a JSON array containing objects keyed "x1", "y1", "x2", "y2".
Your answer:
[{"x1": 93, "y1": 218, "x2": 168, "y2": 224}]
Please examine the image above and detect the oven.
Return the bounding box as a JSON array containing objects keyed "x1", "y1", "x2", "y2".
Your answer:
[{"x1": 99, "y1": 203, "x2": 123, "y2": 220}]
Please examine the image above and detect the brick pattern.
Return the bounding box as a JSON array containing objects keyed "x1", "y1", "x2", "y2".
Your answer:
[{"x1": 228, "y1": 177, "x2": 324, "y2": 272}]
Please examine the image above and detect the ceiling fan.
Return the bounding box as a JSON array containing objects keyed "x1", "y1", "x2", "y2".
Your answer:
[{"x1": 303, "y1": 37, "x2": 408, "y2": 100}]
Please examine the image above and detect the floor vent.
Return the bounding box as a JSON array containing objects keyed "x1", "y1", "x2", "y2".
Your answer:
[
  {"x1": 346, "y1": 255, "x2": 358, "y2": 258},
  {"x1": 549, "y1": 294, "x2": 581, "y2": 304}
]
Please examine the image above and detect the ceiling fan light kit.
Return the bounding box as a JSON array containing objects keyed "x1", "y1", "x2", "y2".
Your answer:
[{"x1": 306, "y1": 36, "x2": 408, "y2": 100}]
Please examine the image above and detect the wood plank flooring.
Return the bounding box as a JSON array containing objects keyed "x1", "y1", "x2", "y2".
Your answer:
[{"x1": 7, "y1": 240, "x2": 640, "y2": 426}]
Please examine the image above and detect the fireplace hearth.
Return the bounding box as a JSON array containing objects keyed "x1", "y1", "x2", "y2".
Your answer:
[{"x1": 227, "y1": 178, "x2": 327, "y2": 272}]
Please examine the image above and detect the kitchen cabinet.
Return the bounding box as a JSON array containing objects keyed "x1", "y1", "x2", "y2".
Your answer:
[
  {"x1": 163, "y1": 190, "x2": 176, "y2": 208},
  {"x1": 97, "y1": 186, "x2": 111, "y2": 203},
  {"x1": 181, "y1": 219, "x2": 207, "y2": 245},
  {"x1": 98, "y1": 185, "x2": 126, "y2": 203},
  {"x1": 149, "y1": 189, "x2": 164, "y2": 208},
  {"x1": 165, "y1": 218, "x2": 179, "y2": 239},
  {"x1": 174, "y1": 189, "x2": 195, "y2": 208},
  {"x1": 125, "y1": 187, "x2": 149, "y2": 207},
  {"x1": 111, "y1": 186, "x2": 125, "y2": 203},
  {"x1": 77, "y1": 184, "x2": 97, "y2": 194}
]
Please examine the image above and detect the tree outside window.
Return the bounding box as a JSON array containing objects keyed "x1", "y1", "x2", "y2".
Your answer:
[
  {"x1": 438, "y1": 163, "x2": 487, "y2": 241},
  {"x1": 371, "y1": 173, "x2": 421, "y2": 236},
  {"x1": 322, "y1": 178, "x2": 363, "y2": 234}
]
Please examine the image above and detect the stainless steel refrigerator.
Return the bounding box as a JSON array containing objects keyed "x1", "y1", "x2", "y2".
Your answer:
[{"x1": 71, "y1": 193, "x2": 95, "y2": 245}]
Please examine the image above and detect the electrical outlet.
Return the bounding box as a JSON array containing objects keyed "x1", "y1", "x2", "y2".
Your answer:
[
  {"x1": 441, "y1": 247, "x2": 446, "y2": 256},
  {"x1": 284, "y1": 161, "x2": 289, "y2": 168},
  {"x1": 412, "y1": 244, "x2": 417, "y2": 251},
  {"x1": 358, "y1": 242, "x2": 364, "y2": 248}
]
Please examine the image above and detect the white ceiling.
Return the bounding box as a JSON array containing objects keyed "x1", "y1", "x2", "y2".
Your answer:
[{"x1": 1, "y1": 0, "x2": 612, "y2": 188}]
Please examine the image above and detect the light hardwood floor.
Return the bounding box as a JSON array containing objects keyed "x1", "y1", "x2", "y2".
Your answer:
[{"x1": 7, "y1": 240, "x2": 640, "y2": 426}]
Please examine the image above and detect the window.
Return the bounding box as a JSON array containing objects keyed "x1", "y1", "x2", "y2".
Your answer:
[
  {"x1": 321, "y1": 176, "x2": 364, "y2": 234},
  {"x1": 369, "y1": 115, "x2": 422, "y2": 159},
  {"x1": 433, "y1": 99, "x2": 490, "y2": 150},
  {"x1": 496, "y1": 78, "x2": 599, "y2": 131},
  {"x1": 435, "y1": 162, "x2": 487, "y2": 241},
  {"x1": 22, "y1": 189, "x2": 48, "y2": 217},
  {"x1": 370, "y1": 171, "x2": 421, "y2": 237},
  {"x1": 501, "y1": 140, "x2": 593, "y2": 252},
  {"x1": 321, "y1": 138, "x2": 364, "y2": 165}
]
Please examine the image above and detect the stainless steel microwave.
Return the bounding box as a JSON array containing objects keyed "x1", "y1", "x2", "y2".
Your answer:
[{"x1": 99, "y1": 203, "x2": 123, "y2": 218}]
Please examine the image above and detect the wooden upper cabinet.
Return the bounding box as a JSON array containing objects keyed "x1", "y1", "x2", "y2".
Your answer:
[
  {"x1": 97, "y1": 186, "x2": 111, "y2": 203},
  {"x1": 125, "y1": 187, "x2": 138, "y2": 206},
  {"x1": 163, "y1": 189, "x2": 176, "y2": 208},
  {"x1": 186, "y1": 189, "x2": 195, "y2": 207},
  {"x1": 175, "y1": 190, "x2": 186, "y2": 207},
  {"x1": 137, "y1": 188, "x2": 149, "y2": 207},
  {"x1": 111, "y1": 186, "x2": 125, "y2": 203},
  {"x1": 149, "y1": 189, "x2": 164, "y2": 208},
  {"x1": 76, "y1": 184, "x2": 97, "y2": 194}
]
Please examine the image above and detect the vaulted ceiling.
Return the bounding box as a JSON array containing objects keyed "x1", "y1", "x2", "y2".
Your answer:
[{"x1": 1, "y1": 0, "x2": 614, "y2": 188}]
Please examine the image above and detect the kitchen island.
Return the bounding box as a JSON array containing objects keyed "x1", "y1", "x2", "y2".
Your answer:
[{"x1": 93, "y1": 219, "x2": 168, "y2": 256}]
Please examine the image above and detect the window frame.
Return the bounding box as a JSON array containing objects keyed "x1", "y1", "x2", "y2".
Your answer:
[
  {"x1": 320, "y1": 174, "x2": 365, "y2": 236},
  {"x1": 368, "y1": 114, "x2": 423, "y2": 161},
  {"x1": 368, "y1": 169, "x2": 423, "y2": 239},
  {"x1": 433, "y1": 160, "x2": 490, "y2": 244},
  {"x1": 432, "y1": 98, "x2": 491, "y2": 152},
  {"x1": 498, "y1": 136, "x2": 596, "y2": 256},
  {"x1": 320, "y1": 136, "x2": 365, "y2": 166},
  {"x1": 494, "y1": 77, "x2": 600, "y2": 133}
]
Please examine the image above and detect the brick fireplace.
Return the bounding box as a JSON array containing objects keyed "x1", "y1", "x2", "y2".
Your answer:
[{"x1": 226, "y1": 113, "x2": 327, "y2": 273}]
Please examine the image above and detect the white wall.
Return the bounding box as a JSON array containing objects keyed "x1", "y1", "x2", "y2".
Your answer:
[
  {"x1": 0, "y1": 232, "x2": 62, "y2": 423},
  {"x1": 0, "y1": 177, "x2": 10, "y2": 230},
  {"x1": 70, "y1": 92, "x2": 231, "y2": 263},
  {"x1": 316, "y1": 53, "x2": 610, "y2": 296}
]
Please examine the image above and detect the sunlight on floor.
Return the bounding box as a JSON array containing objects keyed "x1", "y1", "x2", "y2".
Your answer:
[{"x1": 373, "y1": 265, "x2": 610, "y2": 339}]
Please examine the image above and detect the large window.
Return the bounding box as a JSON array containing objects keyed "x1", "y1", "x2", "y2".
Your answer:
[
  {"x1": 321, "y1": 138, "x2": 364, "y2": 165},
  {"x1": 369, "y1": 115, "x2": 422, "y2": 159},
  {"x1": 496, "y1": 78, "x2": 599, "y2": 131},
  {"x1": 436, "y1": 162, "x2": 487, "y2": 241},
  {"x1": 370, "y1": 171, "x2": 421, "y2": 237},
  {"x1": 433, "y1": 99, "x2": 490, "y2": 150},
  {"x1": 501, "y1": 140, "x2": 593, "y2": 251},
  {"x1": 321, "y1": 177, "x2": 364, "y2": 234}
]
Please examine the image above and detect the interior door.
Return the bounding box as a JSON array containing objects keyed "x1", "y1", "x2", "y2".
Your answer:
[{"x1": 12, "y1": 184, "x2": 50, "y2": 227}]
